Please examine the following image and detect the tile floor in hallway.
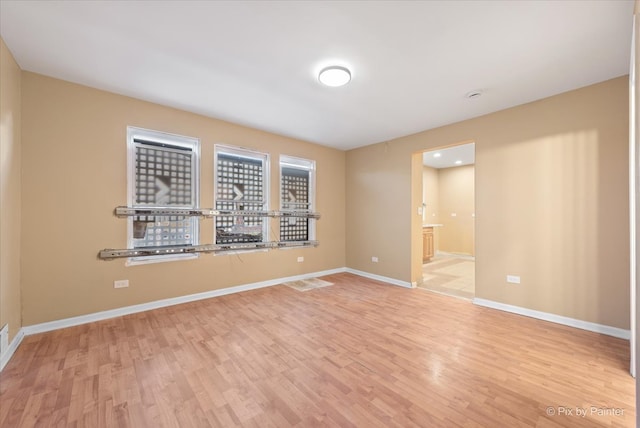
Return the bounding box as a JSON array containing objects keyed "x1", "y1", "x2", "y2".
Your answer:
[{"x1": 419, "y1": 253, "x2": 475, "y2": 299}]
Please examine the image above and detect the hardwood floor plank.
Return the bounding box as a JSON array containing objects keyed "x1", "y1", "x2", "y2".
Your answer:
[{"x1": 0, "y1": 273, "x2": 634, "y2": 427}]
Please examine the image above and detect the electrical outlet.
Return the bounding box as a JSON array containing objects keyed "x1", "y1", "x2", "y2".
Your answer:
[
  {"x1": 506, "y1": 275, "x2": 521, "y2": 284},
  {"x1": 297, "y1": 256, "x2": 304, "y2": 263},
  {"x1": 114, "y1": 279, "x2": 129, "y2": 289},
  {"x1": 372, "y1": 256, "x2": 379, "y2": 263}
]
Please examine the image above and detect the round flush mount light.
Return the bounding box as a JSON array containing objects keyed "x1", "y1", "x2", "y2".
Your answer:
[
  {"x1": 433, "y1": 153, "x2": 441, "y2": 158},
  {"x1": 318, "y1": 66, "x2": 351, "y2": 87}
]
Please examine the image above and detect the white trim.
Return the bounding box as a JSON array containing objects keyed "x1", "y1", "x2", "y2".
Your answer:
[
  {"x1": 10, "y1": 270, "x2": 626, "y2": 375},
  {"x1": 473, "y1": 298, "x2": 630, "y2": 340},
  {"x1": 0, "y1": 328, "x2": 25, "y2": 372},
  {"x1": 345, "y1": 268, "x2": 414, "y2": 288},
  {"x1": 214, "y1": 144, "x2": 270, "y2": 245},
  {"x1": 280, "y1": 154, "x2": 316, "y2": 241},
  {"x1": 22, "y1": 268, "x2": 346, "y2": 336},
  {"x1": 125, "y1": 253, "x2": 199, "y2": 266},
  {"x1": 126, "y1": 126, "x2": 201, "y2": 265},
  {"x1": 629, "y1": 13, "x2": 637, "y2": 378}
]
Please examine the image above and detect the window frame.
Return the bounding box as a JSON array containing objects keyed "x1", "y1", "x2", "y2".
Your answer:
[
  {"x1": 279, "y1": 155, "x2": 316, "y2": 243},
  {"x1": 126, "y1": 126, "x2": 200, "y2": 265},
  {"x1": 213, "y1": 144, "x2": 270, "y2": 250}
]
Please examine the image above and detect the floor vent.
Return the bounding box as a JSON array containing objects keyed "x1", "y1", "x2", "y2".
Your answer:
[{"x1": 283, "y1": 278, "x2": 333, "y2": 292}]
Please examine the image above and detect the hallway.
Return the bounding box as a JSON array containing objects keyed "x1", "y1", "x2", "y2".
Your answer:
[{"x1": 419, "y1": 254, "x2": 474, "y2": 300}]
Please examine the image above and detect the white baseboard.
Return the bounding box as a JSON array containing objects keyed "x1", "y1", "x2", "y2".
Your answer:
[
  {"x1": 345, "y1": 268, "x2": 414, "y2": 288},
  {"x1": 22, "y1": 267, "x2": 347, "y2": 337},
  {"x1": 7, "y1": 271, "x2": 626, "y2": 373},
  {"x1": 0, "y1": 328, "x2": 25, "y2": 372},
  {"x1": 1, "y1": 267, "x2": 434, "y2": 371},
  {"x1": 473, "y1": 298, "x2": 630, "y2": 340}
]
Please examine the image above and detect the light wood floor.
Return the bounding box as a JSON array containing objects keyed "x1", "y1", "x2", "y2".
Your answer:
[{"x1": 0, "y1": 273, "x2": 634, "y2": 427}]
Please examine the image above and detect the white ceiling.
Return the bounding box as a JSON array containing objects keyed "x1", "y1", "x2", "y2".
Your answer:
[
  {"x1": 0, "y1": 1, "x2": 633, "y2": 150},
  {"x1": 423, "y1": 143, "x2": 475, "y2": 169}
]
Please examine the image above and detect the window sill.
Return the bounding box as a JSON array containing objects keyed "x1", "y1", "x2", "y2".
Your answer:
[{"x1": 125, "y1": 253, "x2": 199, "y2": 266}]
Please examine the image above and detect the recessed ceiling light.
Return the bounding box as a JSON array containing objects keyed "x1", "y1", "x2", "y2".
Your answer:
[
  {"x1": 318, "y1": 66, "x2": 351, "y2": 87},
  {"x1": 465, "y1": 90, "x2": 483, "y2": 99},
  {"x1": 455, "y1": 160, "x2": 462, "y2": 165},
  {"x1": 433, "y1": 153, "x2": 441, "y2": 158}
]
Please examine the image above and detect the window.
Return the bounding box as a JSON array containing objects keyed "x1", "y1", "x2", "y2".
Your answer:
[
  {"x1": 214, "y1": 145, "x2": 269, "y2": 245},
  {"x1": 280, "y1": 155, "x2": 316, "y2": 242},
  {"x1": 127, "y1": 127, "x2": 200, "y2": 263}
]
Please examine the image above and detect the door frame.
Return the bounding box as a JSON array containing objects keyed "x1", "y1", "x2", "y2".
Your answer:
[{"x1": 410, "y1": 141, "x2": 476, "y2": 288}]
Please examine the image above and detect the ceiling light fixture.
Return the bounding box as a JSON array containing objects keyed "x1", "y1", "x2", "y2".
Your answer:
[
  {"x1": 318, "y1": 66, "x2": 351, "y2": 87},
  {"x1": 455, "y1": 160, "x2": 462, "y2": 165},
  {"x1": 433, "y1": 153, "x2": 441, "y2": 158}
]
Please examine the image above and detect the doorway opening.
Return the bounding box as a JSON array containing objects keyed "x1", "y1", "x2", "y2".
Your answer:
[{"x1": 417, "y1": 142, "x2": 475, "y2": 300}]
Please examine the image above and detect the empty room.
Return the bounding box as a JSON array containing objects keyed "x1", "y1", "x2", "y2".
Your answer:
[{"x1": 1, "y1": 1, "x2": 639, "y2": 427}]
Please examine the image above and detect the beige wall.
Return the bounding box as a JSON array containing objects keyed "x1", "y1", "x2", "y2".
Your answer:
[
  {"x1": 422, "y1": 166, "x2": 439, "y2": 222},
  {"x1": 437, "y1": 165, "x2": 474, "y2": 256},
  {"x1": 20, "y1": 72, "x2": 346, "y2": 326},
  {"x1": 347, "y1": 77, "x2": 629, "y2": 329},
  {"x1": 0, "y1": 39, "x2": 22, "y2": 343},
  {"x1": 422, "y1": 166, "x2": 440, "y2": 251}
]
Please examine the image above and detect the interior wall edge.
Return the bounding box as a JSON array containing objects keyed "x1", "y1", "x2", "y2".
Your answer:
[
  {"x1": 0, "y1": 36, "x2": 23, "y2": 346},
  {"x1": 0, "y1": 328, "x2": 24, "y2": 372}
]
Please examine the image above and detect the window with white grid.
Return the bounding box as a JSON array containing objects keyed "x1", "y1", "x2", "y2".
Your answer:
[
  {"x1": 127, "y1": 127, "x2": 200, "y2": 263},
  {"x1": 280, "y1": 156, "x2": 315, "y2": 242},
  {"x1": 214, "y1": 145, "x2": 269, "y2": 245}
]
